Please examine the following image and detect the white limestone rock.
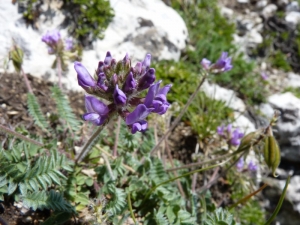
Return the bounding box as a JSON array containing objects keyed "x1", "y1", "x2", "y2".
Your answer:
[{"x1": 0, "y1": 0, "x2": 188, "y2": 91}]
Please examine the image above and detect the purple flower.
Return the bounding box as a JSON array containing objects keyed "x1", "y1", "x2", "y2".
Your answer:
[
  {"x1": 141, "y1": 54, "x2": 151, "y2": 75},
  {"x1": 65, "y1": 38, "x2": 73, "y2": 51},
  {"x1": 202, "y1": 52, "x2": 233, "y2": 73},
  {"x1": 113, "y1": 85, "x2": 127, "y2": 105},
  {"x1": 144, "y1": 81, "x2": 172, "y2": 115},
  {"x1": 138, "y1": 68, "x2": 156, "y2": 91},
  {"x1": 201, "y1": 58, "x2": 211, "y2": 70},
  {"x1": 83, "y1": 96, "x2": 109, "y2": 126},
  {"x1": 236, "y1": 157, "x2": 244, "y2": 171},
  {"x1": 42, "y1": 30, "x2": 61, "y2": 46},
  {"x1": 104, "y1": 51, "x2": 112, "y2": 65},
  {"x1": 217, "y1": 125, "x2": 225, "y2": 136},
  {"x1": 123, "y1": 72, "x2": 137, "y2": 93},
  {"x1": 212, "y1": 52, "x2": 233, "y2": 72},
  {"x1": 230, "y1": 128, "x2": 244, "y2": 146},
  {"x1": 261, "y1": 72, "x2": 268, "y2": 80},
  {"x1": 74, "y1": 62, "x2": 96, "y2": 90},
  {"x1": 97, "y1": 72, "x2": 108, "y2": 91},
  {"x1": 248, "y1": 161, "x2": 258, "y2": 172},
  {"x1": 131, "y1": 120, "x2": 148, "y2": 134},
  {"x1": 126, "y1": 104, "x2": 154, "y2": 134}
]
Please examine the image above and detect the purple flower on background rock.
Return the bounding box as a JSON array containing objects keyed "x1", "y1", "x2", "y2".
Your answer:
[
  {"x1": 261, "y1": 72, "x2": 268, "y2": 80},
  {"x1": 114, "y1": 85, "x2": 127, "y2": 105},
  {"x1": 236, "y1": 157, "x2": 244, "y2": 171},
  {"x1": 144, "y1": 81, "x2": 171, "y2": 115},
  {"x1": 74, "y1": 61, "x2": 96, "y2": 90},
  {"x1": 248, "y1": 161, "x2": 258, "y2": 172},
  {"x1": 65, "y1": 38, "x2": 73, "y2": 51},
  {"x1": 83, "y1": 96, "x2": 109, "y2": 126},
  {"x1": 230, "y1": 128, "x2": 244, "y2": 146},
  {"x1": 42, "y1": 30, "x2": 61, "y2": 46}
]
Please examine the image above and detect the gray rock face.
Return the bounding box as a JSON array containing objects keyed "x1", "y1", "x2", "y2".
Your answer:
[{"x1": 0, "y1": 0, "x2": 188, "y2": 91}]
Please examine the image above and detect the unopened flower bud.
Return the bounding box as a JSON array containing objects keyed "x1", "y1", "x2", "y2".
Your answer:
[
  {"x1": 113, "y1": 85, "x2": 127, "y2": 105},
  {"x1": 138, "y1": 68, "x2": 156, "y2": 91},
  {"x1": 75, "y1": 62, "x2": 96, "y2": 90}
]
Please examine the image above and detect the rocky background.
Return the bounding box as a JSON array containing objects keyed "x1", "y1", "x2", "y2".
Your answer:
[{"x1": 1, "y1": 0, "x2": 300, "y2": 224}]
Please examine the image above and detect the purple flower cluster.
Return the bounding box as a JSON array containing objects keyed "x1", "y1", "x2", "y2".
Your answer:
[
  {"x1": 217, "y1": 124, "x2": 244, "y2": 146},
  {"x1": 75, "y1": 52, "x2": 172, "y2": 134},
  {"x1": 201, "y1": 52, "x2": 233, "y2": 73},
  {"x1": 42, "y1": 30, "x2": 73, "y2": 53}
]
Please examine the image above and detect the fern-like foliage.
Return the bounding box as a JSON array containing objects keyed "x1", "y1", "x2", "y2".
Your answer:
[
  {"x1": 0, "y1": 142, "x2": 73, "y2": 202},
  {"x1": 104, "y1": 182, "x2": 126, "y2": 215},
  {"x1": 51, "y1": 85, "x2": 80, "y2": 134},
  {"x1": 23, "y1": 190, "x2": 74, "y2": 212},
  {"x1": 204, "y1": 208, "x2": 237, "y2": 225},
  {"x1": 27, "y1": 93, "x2": 51, "y2": 132},
  {"x1": 154, "y1": 210, "x2": 170, "y2": 225}
]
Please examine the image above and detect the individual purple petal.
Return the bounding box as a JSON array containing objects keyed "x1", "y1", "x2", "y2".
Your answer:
[
  {"x1": 85, "y1": 96, "x2": 109, "y2": 114},
  {"x1": 42, "y1": 30, "x2": 61, "y2": 45},
  {"x1": 157, "y1": 84, "x2": 172, "y2": 96},
  {"x1": 123, "y1": 53, "x2": 130, "y2": 67},
  {"x1": 201, "y1": 58, "x2": 211, "y2": 70},
  {"x1": 126, "y1": 104, "x2": 153, "y2": 125},
  {"x1": 104, "y1": 51, "x2": 112, "y2": 65},
  {"x1": 261, "y1": 72, "x2": 268, "y2": 80},
  {"x1": 131, "y1": 120, "x2": 148, "y2": 134},
  {"x1": 65, "y1": 38, "x2": 73, "y2": 51},
  {"x1": 152, "y1": 99, "x2": 170, "y2": 115},
  {"x1": 212, "y1": 52, "x2": 233, "y2": 72},
  {"x1": 113, "y1": 85, "x2": 127, "y2": 105},
  {"x1": 144, "y1": 81, "x2": 161, "y2": 107},
  {"x1": 138, "y1": 68, "x2": 156, "y2": 91},
  {"x1": 134, "y1": 62, "x2": 142, "y2": 75},
  {"x1": 227, "y1": 124, "x2": 232, "y2": 133},
  {"x1": 141, "y1": 54, "x2": 151, "y2": 74},
  {"x1": 123, "y1": 72, "x2": 137, "y2": 93},
  {"x1": 236, "y1": 157, "x2": 244, "y2": 171},
  {"x1": 230, "y1": 129, "x2": 244, "y2": 146},
  {"x1": 84, "y1": 96, "x2": 109, "y2": 126},
  {"x1": 97, "y1": 61, "x2": 104, "y2": 74},
  {"x1": 74, "y1": 62, "x2": 96, "y2": 90},
  {"x1": 248, "y1": 161, "x2": 258, "y2": 172},
  {"x1": 112, "y1": 74, "x2": 118, "y2": 85},
  {"x1": 97, "y1": 72, "x2": 108, "y2": 91},
  {"x1": 217, "y1": 125, "x2": 225, "y2": 136}
]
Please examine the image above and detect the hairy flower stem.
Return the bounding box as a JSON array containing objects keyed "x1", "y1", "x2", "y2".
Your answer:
[
  {"x1": 76, "y1": 125, "x2": 104, "y2": 163},
  {"x1": 113, "y1": 116, "x2": 121, "y2": 157},
  {"x1": 0, "y1": 124, "x2": 43, "y2": 147},
  {"x1": 56, "y1": 55, "x2": 63, "y2": 89},
  {"x1": 21, "y1": 68, "x2": 33, "y2": 94},
  {"x1": 149, "y1": 72, "x2": 207, "y2": 156},
  {"x1": 102, "y1": 152, "x2": 115, "y2": 181}
]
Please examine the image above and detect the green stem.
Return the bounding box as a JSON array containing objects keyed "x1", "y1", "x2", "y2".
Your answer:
[
  {"x1": 75, "y1": 126, "x2": 104, "y2": 163},
  {"x1": 56, "y1": 55, "x2": 62, "y2": 89},
  {"x1": 264, "y1": 176, "x2": 291, "y2": 225},
  {"x1": 0, "y1": 124, "x2": 43, "y2": 147},
  {"x1": 149, "y1": 72, "x2": 207, "y2": 156},
  {"x1": 127, "y1": 191, "x2": 137, "y2": 224},
  {"x1": 142, "y1": 161, "x2": 225, "y2": 205}
]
